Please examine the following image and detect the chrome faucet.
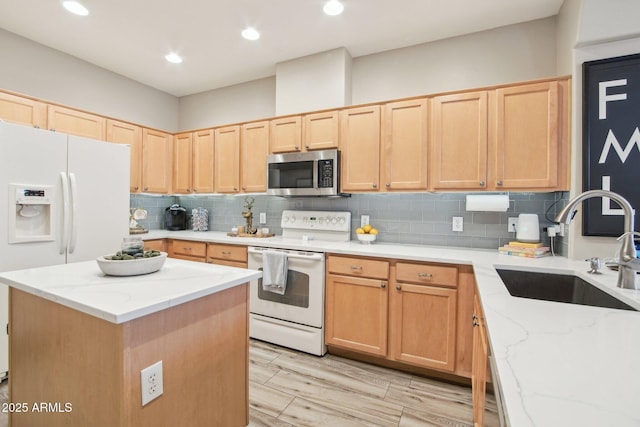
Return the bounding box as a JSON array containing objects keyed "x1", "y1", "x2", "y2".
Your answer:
[{"x1": 555, "y1": 190, "x2": 639, "y2": 290}]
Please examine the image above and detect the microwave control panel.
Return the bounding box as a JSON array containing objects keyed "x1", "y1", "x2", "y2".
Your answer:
[{"x1": 318, "y1": 159, "x2": 334, "y2": 188}]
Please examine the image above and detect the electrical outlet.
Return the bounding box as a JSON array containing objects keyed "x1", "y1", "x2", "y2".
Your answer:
[
  {"x1": 559, "y1": 223, "x2": 565, "y2": 237},
  {"x1": 294, "y1": 200, "x2": 303, "y2": 208},
  {"x1": 508, "y1": 217, "x2": 518, "y2": 232},
  {"x1": 259, "y1": 212, "x2": 266, "y2": 224},
  {"x1": 361, "y1": 215, "x2": 370, "y2": 227},
  {"x1": 141, "y1": 361, "x2": 163, "y2": 406},
  {"x1": 452, "y1": 216, "x2": 463, "y2": 232}
]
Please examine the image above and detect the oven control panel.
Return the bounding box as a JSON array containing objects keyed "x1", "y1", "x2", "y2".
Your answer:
[{"x1": 281, "y1": 210, "x2": 351, "y2": 232}]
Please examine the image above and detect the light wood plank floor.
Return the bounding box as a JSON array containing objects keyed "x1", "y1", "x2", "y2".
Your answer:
[
  {"x1": 0, "y1": 340, "x2": 498, "y2": 427},
  {"x1": 249, "y1": 339, "x2": 499, "y2": 427}
]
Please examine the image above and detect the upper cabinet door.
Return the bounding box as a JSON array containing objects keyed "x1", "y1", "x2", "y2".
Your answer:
[
  {"x1": 241, "y1": 121, "x2": 269, "y2": 193},
  {"x1": 269, "y1": 116, "x2": 302, "y2": 153},
  {"x1": 173, "y1": 132, "x2": 193, "y2": 194},
  {"x1": 192, "y1": 129, "x2": 214, "y2": 194},
  {"x1": 106, "y1": 119, "x2": 143, "y2": 192},
  {"x1": 0, "y1": 91, "x2": 47, "y2": 129},
  {"x1": 141, "y1": 128, "x2": 172, "y2": 193},
  {"x1": 382, "y1": 99, "x2": 428, "y2": 191},
  {"x1": 214, "y1": 125, "x2": 241, "y2": 193},
  {"x1": 303, "y1": 111, "x2": 339, "y2": 151},
  {"x1": 340, "y1": 105, "x2": 381, "y2": 192},
  {"x1": 430, "y1": 91, "x2": 488, "y2": 190},
  {"x1": 47, "y1": 105, "x2": 106, "y2": 140},
  {"x1": 493, "y1": 81, "x2": 559, "y2": 190}
]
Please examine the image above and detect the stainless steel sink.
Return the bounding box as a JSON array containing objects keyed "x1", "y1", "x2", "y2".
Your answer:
[{"x1": 496, "y1": 269, "x2": 637, "y2": 311}]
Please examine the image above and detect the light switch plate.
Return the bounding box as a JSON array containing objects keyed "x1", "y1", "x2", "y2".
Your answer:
[
  {"x1": 361, "y1": 215, "x2": 370, "y2": 227},
  {"x1": 259, "y1": 212, "x2": 266, "y2": 224}
]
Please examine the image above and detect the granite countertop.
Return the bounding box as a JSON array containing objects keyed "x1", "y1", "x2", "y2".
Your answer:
[
  {"x1": 146, "y1": 230, "x2": 640, "y2": 426},
  {"x1": 0, "y1": 258, "x2": 261, "y2": 324}
]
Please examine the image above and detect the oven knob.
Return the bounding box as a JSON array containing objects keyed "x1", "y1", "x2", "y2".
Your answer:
[
  {"x1": 282, "y1": 216, "x2": 289, "y2": 223},
  {"x1": 290, "y1": 215, "x2": 296, "y2": 223},
  {"x1": 331, "y1": 217, "x2": 338, "y2": 224},
  {"x1": 338, "y1": 217, "x2": 346, "y2": 225}
]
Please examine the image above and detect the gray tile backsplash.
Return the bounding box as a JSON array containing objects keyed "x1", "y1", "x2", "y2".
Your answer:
[{"x1": 131, "y1": 191, "x2": 569, "y2": 256}]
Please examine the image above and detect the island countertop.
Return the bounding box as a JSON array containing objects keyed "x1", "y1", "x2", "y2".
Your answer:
[{"x1": 0, "y1": 258, "x2": 261, "y2": 324}]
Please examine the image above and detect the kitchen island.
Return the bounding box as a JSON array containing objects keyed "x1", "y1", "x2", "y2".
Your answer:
[{"x1": 0, "y1": 258, "x2": 261, "y2": 427}]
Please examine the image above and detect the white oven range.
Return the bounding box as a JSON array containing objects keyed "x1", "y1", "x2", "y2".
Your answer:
[{"x1": 248, "y1": 210, "x2": 351, "y2": 356}]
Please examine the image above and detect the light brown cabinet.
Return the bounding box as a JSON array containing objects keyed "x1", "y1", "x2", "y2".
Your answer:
[
  {"x1": 241, "y1": 121, "x2": 269, "y2": 192},
  {"x1": 389, "y1": 262, "x2": 457, "y2": 372},
  {"x1": 214, "y1": 125, "x2": 241, "y2": 193},
  {"x1": 106, "y1": 119, "x2": 143, "y2": 192},
  {"x1": 492, "y1": 80, "x2": 565, "y2": 190},
  {"x1": 207, "y1": 243, "x2": 248, "y2": 268},
  {"x1": 47, "y1": 105, "x2": 106, "y2": 140},
  {"x1": 472, "y1": 291, "x2": 490, "y2": 427},
  {"x1": 430, "y1": 91, "x2": 489, "y2": 190},
  {"x1": 143, "y1": 239, "x2": 165, "y2": 252},
  {"x1": 381, "y1": 99, "x2": 429, "y2": 191},
  {"x1": 168, "y1": 239, "x2": 207, "y2": 262},
  {"x1": 141, "y1": 128, "x2": 172, "y2": 193},
  {"x1": 339, "y1": 106, "x2": 381, "y2": 192},
  {"x1": 430, "y1": 79, "x2": 569, "y2": 191},
  {"x1": 173, "y1": 129, "x2": 215, "y2": 194},
  {"x1": 0, "y1": 91, "x2": 47, "y2": 128},
  {"x1": 269, "y1": 116, "x2": 302, "y2": 153},
  {"x1": 303, "y1": 111, "x2": 340, "y2": 151},
  {"x1": 325, "y1": 256, "x2": 390, "y2": 356}
]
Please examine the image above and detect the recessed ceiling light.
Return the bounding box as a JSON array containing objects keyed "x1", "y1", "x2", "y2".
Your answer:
[
  {"x1": 323, "y1": 0, "x2": 344, "y2": 16},
  {"x1": 62, "y1": 0, "x2": 89, "y2": 16},
  {"x1": 241, "y1": 27, "x2": 260, "y2": 41},
  {"x1": 165, "y1": 53, "x2": 183, "y2": 64}
]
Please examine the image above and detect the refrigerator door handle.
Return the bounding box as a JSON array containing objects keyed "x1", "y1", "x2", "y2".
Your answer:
[
  {"x1": 59, "y1": 172, "x2": 70, "y2": 255},
  {"x1": 68, "y1": 173, "x2": 78, "y2": 254}
]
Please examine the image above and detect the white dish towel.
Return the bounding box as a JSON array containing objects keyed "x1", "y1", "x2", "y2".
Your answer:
[{"x1": 262, "y1": 250, "x2": 288, "y2": 295}]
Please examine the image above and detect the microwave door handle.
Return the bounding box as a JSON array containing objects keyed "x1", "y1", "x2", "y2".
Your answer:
[{"x1": 313, "y1": 158, "x2": 319, "y2": 189}]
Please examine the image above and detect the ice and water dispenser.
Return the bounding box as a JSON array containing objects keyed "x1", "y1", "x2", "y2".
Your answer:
[{"x1": 8, "y1": 184, "x2": 55, "y2": 243}]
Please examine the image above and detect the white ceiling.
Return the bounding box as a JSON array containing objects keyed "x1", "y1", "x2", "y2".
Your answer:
[{"x1": 0, "y1": 0, "x2": 564, "y2": 97}]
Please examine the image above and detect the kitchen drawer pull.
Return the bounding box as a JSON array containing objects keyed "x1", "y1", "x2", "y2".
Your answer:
[
  {"x1": 479, "y1": 181, "x2": 485, "y2": 187},
  {"x1": 183, "y1": 247, "x2": 191, "y2": 251},
  {"x1": 386, "y1": 183, "x2": 390, "y2": 188},
  {"x1": 418, "y1": 272, "x2": 432, "y2": 278},
  {"x1": 497, "y1": 180, "x2": 503, "y2": 186},
  {"x1": 396, "y1": 284, "x2": 401, "y2": 290},
  {"x1": 350, "y1": 265, "x2": 363, "y2": 270},
  {"x1": 221, "y1": 251, "x2": 231, "y2": 255},
  {"x1": 372, "y1": 183, "x2": 377, "y2": 188},
  {"x1": 473, "y1": 320, "x2": 480, "y2": 327},
  {"x1": 380, "y1": 282, "x2": 386, "y2": 288}
]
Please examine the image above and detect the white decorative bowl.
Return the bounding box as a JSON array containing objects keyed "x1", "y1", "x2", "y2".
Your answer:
[
  {"x1": 357, "y1": 234, "x2": 377, "y2": 244},
  {"x1": 96, "y1": 252, "x2": 167, "y2": 276}
]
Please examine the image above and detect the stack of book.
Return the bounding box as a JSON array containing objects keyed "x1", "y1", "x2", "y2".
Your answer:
[{"x1": 498, "y1": 241, "x2": 550, "y2": 258}]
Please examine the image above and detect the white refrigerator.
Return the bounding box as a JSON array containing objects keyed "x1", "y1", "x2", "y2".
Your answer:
[{"x1": 0, "y1": 121, "x2": 130, "y2": 379}]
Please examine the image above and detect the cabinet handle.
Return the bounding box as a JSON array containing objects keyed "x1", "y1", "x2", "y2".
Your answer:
[
  {"x1": 221, "y1": 251, "x2": 231, "y2": 255},
  {"x1": 479, "y1": 181, "x2": 485, "y2": 187},
  {"x1": 396, "y1": 284, "x2": 401, "y2": 290},
  {"x1": 386, "y1": 183, "x2": 390, "y2": 188},
  {"x1": 183, "y1": 247, "x2": 191, "y2": 251},
  {"x1": 497, "y1": 180, "x2": 503, "y2": 186},
  {"x1": 380, "y1": 282, "x2": 386, "y2": 288},
  {"x1": 193, "y1": 189, "x2": 198, "y2": 193},
  {"x1": 144, "y1": 187, "x2": 149, "y2": 191},
  {"x1": 473, "y1": 320, "x2": 480, "y2": 327},
  {"x1": 372, "y1": 183, "x2": 377, "y2": 189},
  {"x1": 305, "y1": 145, "x2": 310, "y2": 150},
  {"x1": 295, "y1": 145, "x2": 299, "y2": 150},
  {"x1": 242, "y1": 187, "x2": 246, "y2": 191},
  {"x1": 418, "y1": 272, "x2": 432, "y2": 278},
  {"x1": 350, "y1": 265, "x2": 362, "y2": 270},
  {"x1": 187, "y1": 189, "x2": 191, "y2": 193},
  {"x1": 233, "y1": 187, "x2": 238, "y2": 191},
  {"x1": 134, "y1": 186, "x2": 139, "y2": 191}
]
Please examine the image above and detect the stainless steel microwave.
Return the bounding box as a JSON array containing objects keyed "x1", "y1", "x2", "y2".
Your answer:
[{"x1": 266, "y1": 149, "x2": 343, "y2": 197}]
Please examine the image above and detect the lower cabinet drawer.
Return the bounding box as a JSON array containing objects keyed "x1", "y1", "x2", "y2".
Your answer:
[
  {"x1": 143, "y1": 239, "x2": 165, "y2": 252},
  {"x1": 207, "y1": 259, "x2": 247, "y2": 269},
  {"x1": 171, "y1": 254, "x2": 206, "y2": 263},
  {"x1": 395, "y1": 262, "x2": 458, "y2": 288},
  {"x1": 327, "y1": 255, "x2": 389, "y2": 279},
  {"x1": 171, "y1": 240, "x2": 207, "y2": 257},
  {"x1": 207, "y1": 244, "x2": 247, "y2": 263}
]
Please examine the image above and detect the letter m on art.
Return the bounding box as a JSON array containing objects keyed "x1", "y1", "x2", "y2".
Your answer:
[{"x1": 598, "y1": 128, "x2": 640, "y2": 164}]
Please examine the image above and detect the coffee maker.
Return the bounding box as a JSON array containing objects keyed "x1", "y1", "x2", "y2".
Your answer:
[{"x1": 165, "y1": 204, "x2": 187, "y2": 230}]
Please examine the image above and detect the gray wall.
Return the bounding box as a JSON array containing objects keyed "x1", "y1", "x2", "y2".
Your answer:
[
  {"x1": 0, "y1": 28, "x2": 179, "y2": 132},
  {"x1": 132, "y1": 192, "x2": 569, "y2": 256}
]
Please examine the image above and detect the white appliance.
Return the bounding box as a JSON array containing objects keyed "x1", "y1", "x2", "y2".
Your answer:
[
  {"x1": 0, "y1": 121, "x2": 130, "y2": 379},
  {"x1": 516, "y1": 213, "x2": 540, "y2": 243},
  {"x1": 248, "y1": 210, "x2": 351, "y2": 356}
]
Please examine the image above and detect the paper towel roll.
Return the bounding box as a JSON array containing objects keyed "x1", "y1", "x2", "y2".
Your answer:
[{"x1": 465, "y1": 195, "x2": 509, "y2": 212}]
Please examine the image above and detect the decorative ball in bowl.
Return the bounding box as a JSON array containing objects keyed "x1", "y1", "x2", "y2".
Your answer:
[
  {"x1": 357, "y1": 234, "x2": 377, "y2": 244},
  {"x1": 96, "y1": 251, "x2": 167, "y2": 276}
]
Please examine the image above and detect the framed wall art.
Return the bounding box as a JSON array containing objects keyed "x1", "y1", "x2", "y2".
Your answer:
[{"x1": 583, "y1": 53, "x2": 640, "y2": 236}]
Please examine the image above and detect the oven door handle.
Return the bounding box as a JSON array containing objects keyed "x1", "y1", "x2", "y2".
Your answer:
[{"x1": 248, "y1": 247, "x2": 324, "y2": 261}]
